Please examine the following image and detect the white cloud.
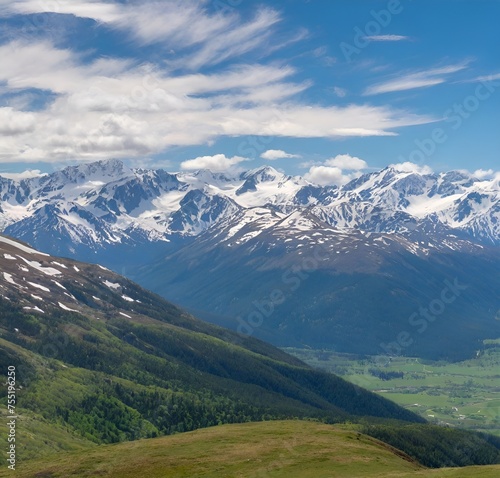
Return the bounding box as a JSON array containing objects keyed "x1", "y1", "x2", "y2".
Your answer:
[
  {"x1": 260, "y1": 149, "x2": 300, "y2": 160},
  {"x1": 0, "y1": 40, "x2": 435, "y2": 162},
  {"x1": 0, "y1": 1, "x2": 280, "y2": 71},
  {"x1": 0, "y1": 169, "x2": 46, "y2": 180},
  {"x1": 0, "y1": 107, "x2": 36, "y2": 135},
  {"x1": 389, "y1": 162, "x2": 433, "y2": 175},
  {"x1": 305, "y1": 165, "x2": 359, "y2": 186},
  {"x1": 332, "y1": 86, "x2": 347, "y2": 98},
  {"x1": 325, "y1": 154, "x2": 367, "y2": 170},
  {"x1": 472, "y1": 169, "x2": 495, "y2": 179},
  {"x1": 304, "y1": 153, "x2": 367, "y2": 185},
  {"x1": 463, "y1": 72, "x2": 500, "y2": 83},
  {"x1": 364, "y1": 62, "x2": 470, "y2": 95},
  {"x1": 305, "y1": 166, "x2": 343, "y2": 186},
  {"x1": 180, "y1": 154, "x2": 248, "y2": 171},
  {"x1": 0, "y1": 3, "x2": 437, "y2": 163},
  {"x1": 363, "y1": 35, "x2": 410, "y2": 42},
  {"x1": 0, "y1": 0, "x2": 122, "y2": 22}
]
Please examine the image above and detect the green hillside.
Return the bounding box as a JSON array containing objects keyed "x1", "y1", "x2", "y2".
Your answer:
[{"x1": 3, "y1": 421, "x2": 500, "y2": 478}]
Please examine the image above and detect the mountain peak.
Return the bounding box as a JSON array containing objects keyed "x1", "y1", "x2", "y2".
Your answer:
[
  {"x1": 243, "y1": 165, "x2": 282, "y2": 181},
  {"x1": 63, "y1": 158, "x2": 128, "y2": 180}
]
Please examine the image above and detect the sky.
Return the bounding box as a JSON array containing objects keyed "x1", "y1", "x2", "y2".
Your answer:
[{"x1": 0, "y1": 0, "x2": 498, "y2": 184}]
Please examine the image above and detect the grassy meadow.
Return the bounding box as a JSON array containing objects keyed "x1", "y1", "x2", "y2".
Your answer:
[
  {"x1": 285, "y1": 342, "x2": 500, "y2": 436},
  {"x1": 2, "y1": 420, "x2": 500, "y2": 478}
]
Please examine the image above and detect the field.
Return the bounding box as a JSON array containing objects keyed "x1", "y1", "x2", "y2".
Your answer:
[
  {"x1": 2, "y1": 420, "x2": 500, "y2": 478},
  {"x1": 285, "y1": 342, "x2": 500, "y2": 436}
]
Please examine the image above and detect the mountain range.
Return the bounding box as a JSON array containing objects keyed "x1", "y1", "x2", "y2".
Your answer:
[{"x1": 1, "y1": 160, "x2": 499, "y2": 359}]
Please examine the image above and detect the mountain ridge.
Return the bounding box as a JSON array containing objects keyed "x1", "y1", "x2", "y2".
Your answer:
[
  {"x1": 1, "y1": 160, "x2": 498, "y2": 261},
  {"x1": 1, "y1": 160, "x2": 499, "y2": 360}
]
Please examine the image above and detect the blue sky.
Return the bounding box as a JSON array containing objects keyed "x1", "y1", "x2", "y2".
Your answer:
[{"x1": 0, "y1": 0, "x2": 498, "y2": 184}]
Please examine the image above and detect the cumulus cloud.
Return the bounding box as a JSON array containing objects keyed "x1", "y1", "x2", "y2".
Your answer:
[
  {"x1": 260, "y1": 149, "x2": 300, "y2": 160},
  {"x1": 325, "y1": 154, "x2": 367, "y2": 170},
  {"x1": 455, "y1": 168, "x2": 498, "y2": 180},
  {"x1": 389, "y1": 162, "x2": 433, "y2": 175},
  {"x1": 305, "y1": 166, "x2": 343, "y2": 186},
  {"x1": 0, "y1": 41, "x2": 434, "y2": 163},
  {"x1": 304, "y1": 166, "x2": 360, "y2": 186},
  {"x1": 180, "y1": 154, "x2": 248, "y2": 171},
  {"x1": 0, "y1": 107, "x2": 36, "y2": 135},
  {"x1": 0, "y1": 169, "x2": 46, "y2": 180},
  {"x1": 304, "y1": 153, "x2": 368, "y2": 185},
  {"x1": 472, "y1": 168, "x2": 495, "y2": 179}
]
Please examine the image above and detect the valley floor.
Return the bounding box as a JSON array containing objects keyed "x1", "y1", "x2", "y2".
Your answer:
[
  {"x1": 2, "y1": 421, "x2": 499, "y2": 478},
  {"x1": 285, "y1": 343, "x2": 500, "y2": 437}
]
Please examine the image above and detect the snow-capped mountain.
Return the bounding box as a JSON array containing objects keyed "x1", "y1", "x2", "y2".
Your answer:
[{"x1": 0, "y1": 159, "x2": 498, "y2": 261}]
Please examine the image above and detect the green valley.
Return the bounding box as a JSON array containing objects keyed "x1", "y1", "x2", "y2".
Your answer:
[{"x1": 285, "y1": 344, "x2": 500, "y2": 436}]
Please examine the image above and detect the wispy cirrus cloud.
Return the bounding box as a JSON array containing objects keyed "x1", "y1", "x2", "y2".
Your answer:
[
  {"x1": 364, "y1": 62, "x2": 470, "y2": 95},
  {"x1": 0, "y1": 0, "x2": 280, "y2": 71},
  {"x1": 363, "y1": 35, "x2": 410, "y2": 42},
  {"x1": 460, "y1": 72, "x2": 500, "y2": 83}
]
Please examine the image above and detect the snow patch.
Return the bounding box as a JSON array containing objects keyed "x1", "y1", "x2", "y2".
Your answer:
[
  {"x1": 58, "y1": 302, "x2": 78, "y2": 312},
  {"x1": 0, "y1": 235, "x2": 50, "y2": 256},
  {"x1": 104, "y1": 280, "x2": 120, "y2": 289},
  {"x1": 23, "y1": 306, "x2": 44, "y2": 313},
  {"x1": 17, "y1": 256, "x2": 62, "y2": 276},
  {"x1": 27, "y1": 282, "x2": 50, "y2": 292},
  {"x1": 3, "y1": 272, "x2": 17, "y2": 285},
  {"x1": 52, "y1": 280, "x2": 67, "y2": 290}
]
